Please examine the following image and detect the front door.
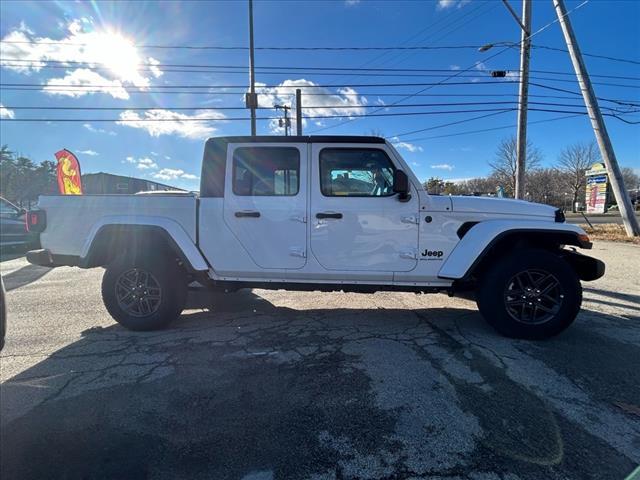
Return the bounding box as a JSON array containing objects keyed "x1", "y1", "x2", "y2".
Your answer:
[
  {"x1": 310, "y1": 145, "x2": 419, "y2": 272},
  {"x1": 223, "y1": 143, "x2": 307, "y2": 270}
]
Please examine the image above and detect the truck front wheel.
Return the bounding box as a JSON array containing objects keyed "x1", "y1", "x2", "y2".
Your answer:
[
  {"x1": 476, "y1": 248, "x2": 582, "y2": 339},
  {"x1": 102, "y1": 255, "x2": 187, "y2": 331}
]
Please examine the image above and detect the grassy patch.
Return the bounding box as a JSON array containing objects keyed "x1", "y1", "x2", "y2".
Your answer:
[{"x1": 578, "y1": 224, "x2": 640, "y2": 245}]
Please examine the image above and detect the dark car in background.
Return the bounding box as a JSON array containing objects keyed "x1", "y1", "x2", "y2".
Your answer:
[
  {"x1": 0, "y1": 197, "x2": 39, "y2": 251},
  {"x1": 0, "y1": 276, "x2": 5, "y2": 351}
]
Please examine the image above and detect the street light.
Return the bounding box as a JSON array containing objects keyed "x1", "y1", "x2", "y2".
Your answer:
[{"x1": 478, "y1": 41, "x2": 518, "y2": 52}]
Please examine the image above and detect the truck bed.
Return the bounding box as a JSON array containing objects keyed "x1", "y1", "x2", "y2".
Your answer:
[{"x1": 37, "y1": 194, "x2": 198, "y2": 258}]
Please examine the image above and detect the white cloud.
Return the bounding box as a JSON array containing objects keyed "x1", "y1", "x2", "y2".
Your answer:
[
  {"x1": 125, "y1": 156, "x2": 158, "y2": 170},
  {"x1": 151, "y1": 151, "x2": 159, "y2": 156},
  {"x1": 44, "y1": 68, "x2": 129, "y2": 99},
  {"x1": 253, "y1": 79, "x2": 367, "y2": 134},
  {"x1": 450, "y1": 65, "x2": 461, "y2": 71},
  {"x1": 390, "y1": 137, "x2": 423, "y2": 153},
  {"x1": 345, "y1": 0, "x2": 361, "y2": 5},
  {"x1": 152, "y1": 168, "x2": 198, "y2": 181},
  {"x1": 117, "y1": 109, "x2": 226, "y2": 139},
  {"x1": 148, "y1": 57, "x2": 163, "y2": 78},
  {"x1": 83, "y1": 123, "x2": 117, "y2": 136},
  {"x1": 0, "y1": 19, "x2": 161, "y2": 98},
  {"x1": 136, "y1": 157, "x2": 158, "y2": 170},
  {"x1": 431, "y1": 163, "x2": 455, "y2": 171},
  {"x1": 0, "y1": 103, "x2": 15, "y2": 119},
  {"x1": 437, "y1": 0, "x2": 470, "y2": 10},
  {"x1": 77, "y1": 149, "x2": 98, "y2": 156}
]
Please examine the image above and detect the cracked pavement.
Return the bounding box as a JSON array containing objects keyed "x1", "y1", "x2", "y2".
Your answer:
[{"x1": 1, "y1": 241, "x2": 639, "y2": 479}]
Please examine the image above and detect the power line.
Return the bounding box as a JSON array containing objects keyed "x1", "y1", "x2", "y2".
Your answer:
[
  {"x1": 390, "y1": 109, "x2": 517, "y2": 138},
  {"x1": 399, "y1": 108, "x2": 640, "y2": 143},
  {"x1": 0, "y1": 108, "x2": 531, "y2": 122},
  {"x1": 533, "y1": 44, "x2": 640, "y2": 66},
  {"x1": 401, "y1": 114, "x2": 583, "y2": 142},
  {"x1": 0, "y1": 39, "x2": 485, "y2": 51},
  {"x1": 310, "y1": 44, "x2": 518, "y2": 133},
  {"x1": 5, "y1": 61, "x2": 639, "y2": 82},
  {"x1": 4, "y1": 100, "x2": 634, "y2": 111},
  {"x1": 7, "y1": 58, "x2": 638, "y2": 80},
  {"x1": 1, "y1": 80, "x2": 526, "y2": 89},
  {"x1": 3, "y1": 107, "x2": 638, "y2": 124},
  {"x1": 5, "y1": 76, "x2": 639, "y2": 91},
  {"x1": 6, "y1": 87, "x2": 634, "y2": 107},
  {"x1": 330, "y1": 1, "x2": 499, "y2": 85},
  {"x1": 3, "y1": 36, "x2": 638, "y2": 65}
]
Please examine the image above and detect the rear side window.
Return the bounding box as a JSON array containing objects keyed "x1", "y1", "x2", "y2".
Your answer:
[
  {"x1": 233, "y1": 147, "x2": 300, "y2": 196},
  {"x1": 320, "y1": 148, "x2": 395, "y2": 197}
]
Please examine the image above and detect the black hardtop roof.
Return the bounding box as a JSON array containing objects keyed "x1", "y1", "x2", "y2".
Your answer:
[{"x1": 206, "y1": 135, "x2": 386, "y2": 145}]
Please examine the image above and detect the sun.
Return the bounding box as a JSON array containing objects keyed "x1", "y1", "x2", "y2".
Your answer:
[{"x1": 83, "y1": 31, "x2": 148, "y2": 87}]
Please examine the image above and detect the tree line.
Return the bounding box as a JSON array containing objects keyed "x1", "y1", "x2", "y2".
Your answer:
[
  {"x1": 1, "y1": 145, "x2": 57, "y2": 208},
  {"x1": 1, "y1": 140, "x2": 638, "y2": 211},
  {"x1": 424, "y1": 137, "x2": 639, "y2": 211}
]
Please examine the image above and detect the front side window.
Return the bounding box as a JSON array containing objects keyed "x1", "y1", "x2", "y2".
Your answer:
[
  {"x1": 233, "y1": 147, "x2": 300, "y2": 196},
  {"x1": 320, "y1": 148, "x2": 395, "y2": 197}
]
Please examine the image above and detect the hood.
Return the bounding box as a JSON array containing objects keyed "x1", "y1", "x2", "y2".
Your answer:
[{"x1": 450, "y1": 196, "x2": 557, "y2": 219}]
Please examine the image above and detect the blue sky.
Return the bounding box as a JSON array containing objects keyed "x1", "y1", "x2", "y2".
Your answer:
[{"x1": 0, "y1": 0, "x2": 638, "y2": 190}]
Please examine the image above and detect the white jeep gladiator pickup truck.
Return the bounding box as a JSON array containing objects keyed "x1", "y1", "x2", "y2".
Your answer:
[{"x1": 27, "y1": 136, "x2": 604, "y2": 339}]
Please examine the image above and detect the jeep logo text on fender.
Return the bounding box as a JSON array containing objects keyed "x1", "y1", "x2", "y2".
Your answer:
[{"x1": 421, "y1": 249, "x2": 444, "y2": 258}]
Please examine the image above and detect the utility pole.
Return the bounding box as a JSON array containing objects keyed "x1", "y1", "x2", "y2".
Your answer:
[
  {"x1": 275, "y1": 105, "x2": 291, "y2": 136},
  {"x1": 296, "y1": 88, "x2": 303, "y2": 135},
  {"x1": 246, "y1": 0, "x2": 257, "y2": 136},
  {"x1": 553, "y1": 0, "x2": 639, "y2": 236},
  {"x1": 514, "y1": 0, "x2": 531, "y2": 200}
]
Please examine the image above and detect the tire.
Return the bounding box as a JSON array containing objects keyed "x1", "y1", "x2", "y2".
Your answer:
[
  {"x1": 476, "y1": 248, "x2": 582, "y2": 339},
  {"x1": 101, "y1": 254, "x2": 187, "y2": 331}
]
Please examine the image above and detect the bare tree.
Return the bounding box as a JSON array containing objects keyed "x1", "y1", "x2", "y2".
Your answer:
[
  {"x1": 621, "y1": 167, "x2": 640, "y2": 192},
  {"x1": 489, "y1": 136, "x2": 542, "y2": 197},
  {"x1": 557, "y1": 141, "x2": 599, "y2": 212}
]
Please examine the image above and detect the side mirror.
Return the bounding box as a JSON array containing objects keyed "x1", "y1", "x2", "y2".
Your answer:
[
  {"x1": 18, "y1": 208, "x2": 27, "y2": 216},
  {"x1": 393, "y1": 170, "x2": 411, "y2": 202}
]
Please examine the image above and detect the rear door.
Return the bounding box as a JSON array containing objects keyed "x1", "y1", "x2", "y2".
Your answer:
[
  {"x1": 223, "y1": 143, "x2": 307, "y2": 270},
  {"x1": 309, "y1": 144, "x2": 419, "y2": 272}
]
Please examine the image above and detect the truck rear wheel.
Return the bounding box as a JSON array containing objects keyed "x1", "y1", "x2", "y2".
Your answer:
[
  {"x1": 102, "y1": 255, "x2": 187, "y2": 331},
  {"x1": 476, "y1": 248, "x2": 582, "y2": 339}
]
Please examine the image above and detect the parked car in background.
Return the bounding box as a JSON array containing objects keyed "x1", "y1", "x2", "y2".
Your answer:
[
  {"x1": 0, "y1": 197, "x2": 39, "y2": 251},
  {"x1": 0, "y1": 276, "x2": 6, "y2": 351}
]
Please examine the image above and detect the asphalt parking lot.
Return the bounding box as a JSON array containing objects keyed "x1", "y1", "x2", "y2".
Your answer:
[{"x1": 1, "y1": 241, "x2": 639, "y2": 480}]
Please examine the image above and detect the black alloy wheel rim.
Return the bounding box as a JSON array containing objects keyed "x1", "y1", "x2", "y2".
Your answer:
[
  {"x1": 115, "y1": 268, "x2": 162, "y2": 317},
  {"x1": 503, "y1": 269, "x2": 564, "y2": 325}
]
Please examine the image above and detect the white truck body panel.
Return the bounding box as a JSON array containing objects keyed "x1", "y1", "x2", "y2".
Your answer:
[
  {"x1": 37, "y1": 194, "x2": 206, "y2": 269},
  {"x1": 35, "y1": 137, "x2": 590, "y2": 289},
  {"x1": 438, "y1": 220, "x2": 586, "y2": 279}
]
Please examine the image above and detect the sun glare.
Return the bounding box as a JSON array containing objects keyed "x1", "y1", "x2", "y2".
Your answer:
[{"x1": 84, "y1": 31, "x2": 147, "y2": 86}]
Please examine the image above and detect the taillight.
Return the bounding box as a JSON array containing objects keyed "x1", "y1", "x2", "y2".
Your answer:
[{"x1": 26, "y1": 210, "x2": 46, "y2": 233}]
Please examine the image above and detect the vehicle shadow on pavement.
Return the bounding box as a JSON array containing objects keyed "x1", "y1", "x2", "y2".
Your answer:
[
  {"x1": 1, "y1": 264, "x2": 52, "y2": 291},
  {"x1": 1, "y1": 290, "x2": 639, "y2": 480},
  {"x1": 583, "y1": 286, "x2": 640, "y2": 306}
]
